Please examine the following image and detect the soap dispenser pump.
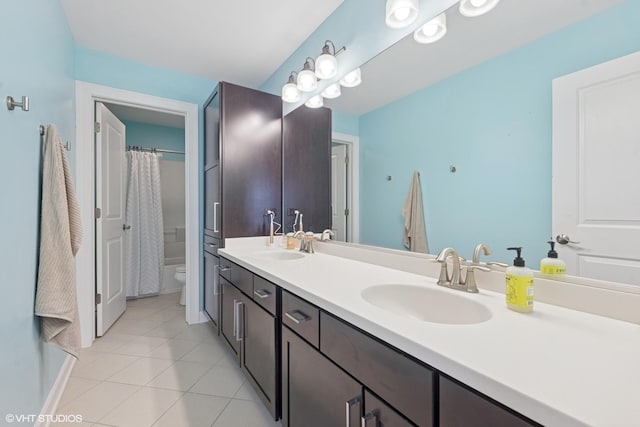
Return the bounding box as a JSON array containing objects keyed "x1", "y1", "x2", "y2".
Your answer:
[
  {"x1": 506, "y1": 247, "x2": 534, "y2": 313},
  {"x1": 540, "y1": 241, "x2": 566, "y2": 276}
]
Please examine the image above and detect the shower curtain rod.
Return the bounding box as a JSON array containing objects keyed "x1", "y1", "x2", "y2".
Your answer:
[{"x1": 127, "y1": 146, "x2": 184, "y2": 155}]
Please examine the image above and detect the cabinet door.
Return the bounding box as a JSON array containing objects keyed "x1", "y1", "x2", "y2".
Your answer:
[
  {"x1": 242, "y1": 297, "x2": 278, "y2": 419},
  {"x1": 220, "y1": 277, "x2": 242, "y2": 359},
  {"x1": 203, "y1": 250, "x2": 219, "y2": 329},
  {"x1": 362, "y1": 390, "x2": 414, "y2": 427},
  {"x1": 204, "y1": 165, "x2": 220, "y2": 237},
  {"x1": 204, "y1": 89, "x2": 220, "y2": 169},
  {"x1": 283, "y1": 106, "x2": 331, "y2": 232},
  {"x1": 439, "y1": 376, "x2": 537, "y2": 427},
  {"x1": 282, "y1": 326, "x2": 362, "y2": 427}
]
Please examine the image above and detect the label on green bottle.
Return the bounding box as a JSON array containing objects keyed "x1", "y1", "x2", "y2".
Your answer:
[
  {"x1": 506, "y1": 274, "x2": 534, "y2": 308},
  {"x1": 540, "y1": 264, "x2": 566, "y2": 275}
]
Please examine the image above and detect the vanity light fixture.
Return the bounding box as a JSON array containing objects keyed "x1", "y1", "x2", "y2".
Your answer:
[
  {"x1": 297, "y1": 57, "x2": 318, "y2": 92},
  {"x1": 315, "y1": 40, "x2": 346, "y2": 80},
  {"x1": 414, "y1": 12, "x2": 447, "y2": 44},
  {"x1": 339, "y1": 68, "x2": 362, "y2": 88},
  {"x1": 281, "y1": 72, "x2": 301, "y2": 103},
  {"x1": 459, "y1": 0, "x2": 501, "y2": 17},
  {"x1": 305, "y1": 94, "x2": 324, "y2": 108},
  {"x1": 321, "y1": 82, "x2": 341, "y2": 99},
  {"x1": 385, "y1": 0, "x2": 419, "y2": 29}
]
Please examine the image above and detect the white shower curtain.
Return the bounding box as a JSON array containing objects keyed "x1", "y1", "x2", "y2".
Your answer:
[{"x1": 125, "y1": 151, "x2": 164, "y2": 297}]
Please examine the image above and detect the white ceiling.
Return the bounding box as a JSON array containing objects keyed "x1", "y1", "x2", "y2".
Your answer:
[
  {"x1": 326, "y1": 0, "x2": 625, "y2": 116},
  {"x1": 60, "y1": 0, "x2": 343, "y2": 88}
]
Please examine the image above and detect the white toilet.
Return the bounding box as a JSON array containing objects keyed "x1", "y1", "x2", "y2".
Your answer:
[{"x1": 175, "y1": 264, "x2": 187, "y2": 305}]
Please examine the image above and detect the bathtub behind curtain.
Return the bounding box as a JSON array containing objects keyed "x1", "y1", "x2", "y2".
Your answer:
[{"x1": 125, "y1": 151, "x2": 164, "y2": 297}]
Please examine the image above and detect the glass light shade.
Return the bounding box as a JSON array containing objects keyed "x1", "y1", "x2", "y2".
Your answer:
[
  {"x1": 297, "y1": 69, "x2": 317, "y2": 92},
  {"x1": 459, "y1": 0, "x2": 500, "y2": 17},
  {"x1": 385, "y1": 0, "x2": 419, "y2": 29},
  {"x1": 315, "y1": 53, "x2": 338, "y2": 79},
  {"x1": 413, "y1": 13, "x2": 447, "y2": 44},
  {"x1": 305, "y1": 94, "x2": 324, "y2": 108},
  {"x1": 321, "y1": 83, "x2": 341, "y2": 99},
  {"x1": 281, "y1": 82, "x2": 300, "y2": 103},
  {"x1": 339, "y1": 68, "x2": 362, "y2": 88}
]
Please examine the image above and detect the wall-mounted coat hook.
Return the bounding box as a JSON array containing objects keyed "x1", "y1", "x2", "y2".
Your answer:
[
  {"x1": 7, "y1": 96, "x2": 29, "y2": 111},
  {"x1": 39, "y1": 124, "x2": 71, "y2": 151}
]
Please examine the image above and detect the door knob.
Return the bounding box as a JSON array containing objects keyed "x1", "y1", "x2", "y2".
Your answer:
[
  {"x1": 556, "y1": 234, "x2": 579, "y2": 245},
  {"x1": 123, "y1": 224, "x2": 132, "y2": 231}
]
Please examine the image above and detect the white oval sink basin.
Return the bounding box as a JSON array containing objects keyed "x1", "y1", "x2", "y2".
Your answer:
[
  {"x1": 250, "y1": 251, "x2": 305, "y2": 261},
  {"x1": 361, "y1": 284, "x2": 492, "y2": 325}
]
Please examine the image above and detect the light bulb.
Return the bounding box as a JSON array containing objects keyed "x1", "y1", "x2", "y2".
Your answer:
[
  {"x1": 305, "y1": 95, "x2": 323, "y2": 108},
  {"x1": 340, "y1": 68, "x2": 362, "y2": 88},
  {"x1": 413, "y1": 13, "x2": 447, "y2": 44},
  {"x1": 315, "y1": 53, "x2": 338, "y2": 80},
  {"x1": 459, "y1": 0, "x2": 500, "y2": 17},
  {"x1": 321, "y1": 83, "x2": 341, "y2": 99},
  {"x1": 422, "y1": 21, "x2": 439, "y2": 37},
  {"x1": 297, "y1": 69, "x2": 317, "y2": 92},
  {"x1": 282, "y1": 83, "x2": 300, "y2": 103},
  {"x1": 393, "y1": 7, "x2": 410, "y2": 21},
  {"x1": 471, "y1": 0, "x2": 487, "y2": 6}
]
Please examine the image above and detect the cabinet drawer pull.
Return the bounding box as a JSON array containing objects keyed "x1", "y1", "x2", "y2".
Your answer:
[
  {"x1": 213, "y1": 265, "x2": 220, "y2": 295},
  {"x1": 213, "y1": 202, "x2": 220, "y2": 233},
  {"x1": 361, "y1": 410, "x2": 379, "y2": 427},
  {"x1": 233, "y1": 299, "x2": 241, "y2": 338},
  {"x1": 219, "y1": 266, "x2": 231, "y2": 272},
  {"x1": 254, "y1": 289, "x2": 271, "y2": 299},
  {"x1": 345, "y1": 396, "x2": 361, "y2": 427},
  {"x1": 236, "y1": 301, "x2": 244, "y2": 342},
  {"x1": 285, "y1": 310, "x2": 311, "y2": 324},
  {"x1": 207, "y1": 243, "x2": 218, "y2": 247}
]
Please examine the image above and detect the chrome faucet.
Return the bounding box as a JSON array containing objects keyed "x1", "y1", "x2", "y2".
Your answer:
[
  {"x1": 464, "y1": 243, "x2": 492, "y2": 293},
  {"x1": 294, "y1": 231, "x2": 315, "y2": 254},
  {"x1": 436, "y1": 247, "x2": 489, "y2": 293}
]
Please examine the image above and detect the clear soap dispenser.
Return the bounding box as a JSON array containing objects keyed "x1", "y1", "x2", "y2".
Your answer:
[
  {"x1": 506, "y1": 247, "x2": 534, "y2": 313},
  {"x1": 540, "y1": 241, "x2": 566, "y2": 276}
]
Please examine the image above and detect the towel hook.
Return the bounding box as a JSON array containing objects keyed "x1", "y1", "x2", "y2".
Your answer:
[
  {"x1": 39, "y1": 125, "x2": 71, "y2": 151},
  {"x1": 7, "y1": 95, "x2": 29, "y2": 111}
]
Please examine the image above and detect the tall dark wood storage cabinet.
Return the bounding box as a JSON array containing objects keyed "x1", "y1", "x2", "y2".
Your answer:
[
  {"x1": 282, "y1": 106, "x2": 332, "y2": 233},
  {"x1": 203, "y1": 82, "x2": 282, "y2": 327}
]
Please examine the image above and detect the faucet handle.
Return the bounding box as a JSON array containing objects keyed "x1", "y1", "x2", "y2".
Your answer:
[
  {"x1": 487, "y1": 261, "x2": 509, "y2": 268},
  {"x1": 463, "y1": 265, "x2": 491, "y2": 293}
]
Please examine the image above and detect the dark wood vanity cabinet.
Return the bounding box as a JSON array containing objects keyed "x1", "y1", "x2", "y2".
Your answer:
[
  {"x1": 439, "y1": 376, "x2": 539, "y2": 427},
  {"x1": 283, "y1": 106, "x2": 332, "y2": 233},
  {"x1": 282, "y1": 325, "x2": 362, "y2": 427},
  {"x1": 203, "y1": 82, "x2": 282, "y2": 242},
  {"x1": 203, "y1": 237, "x2": 220, "y2": 330},
  {"x1": 218, "y1": 259, "x2": 280, "y2": 419}
]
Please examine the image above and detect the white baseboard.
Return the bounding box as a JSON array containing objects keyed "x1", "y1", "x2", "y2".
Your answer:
[{"x1": 36, "y1": 354, "x2": 76, "y2": 427}]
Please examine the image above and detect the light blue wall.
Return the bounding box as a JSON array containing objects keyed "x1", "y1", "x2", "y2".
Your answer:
[
  {"x1": 332, "y1": 110, "x2": 359, "y2": 136},
  {"x1": 359, "y1": 0, "x2": 640, "y2": 263},
  {"x1": 0, "y1": 0, "x2": 75, "y2": 416},
  {"x1": 123, "y1": 121, "x2": 185, "y2": 162},
  {"x1": 260, "y1": 0, "x2": 459, "y2": 113},
  {"x1": 76, "y1": 48, "x2": 217, "y2": 309}
]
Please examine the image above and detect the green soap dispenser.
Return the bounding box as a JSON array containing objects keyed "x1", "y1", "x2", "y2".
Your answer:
[
  {"x1": 506, "y1": 247, "x2": 534, "y2": 313},
  {"x1": 540, "y1": 241, "x2": 566, "y2": 276}
]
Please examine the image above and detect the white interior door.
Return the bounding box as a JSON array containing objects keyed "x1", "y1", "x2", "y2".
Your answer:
[
  {"x1": 552, "y1": 51, "x2": 640, "y2": 286},
  {"x1": 96, "y1": 102, "x2": 127, "y2": 335},
  {"x1": 331, "y1": 144, "x2": 348, "y2": 241}
]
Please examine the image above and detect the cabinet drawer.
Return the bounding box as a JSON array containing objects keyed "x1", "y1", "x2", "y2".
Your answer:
[
  {"x1": 439, "y1": 376, "x2": 537, "y2": 427},
  {"x1": 252, "y1": 276, "x2": 278, "y2": 315},
  {"x1": 363, "y1": 390, "x2": 414, "y2": 427},
  {"x1": 320, "y1": 312, "x2": 434, "y2": 427},
  {"x1": 203, "y1": 235, "x2": 220, "y2": 255},
  {"x1": 219, "y1": 259, "x2": 253, "y2": 296},
  {"x1": 282, "y1": 290, "x2": 320, "y2": 349}
]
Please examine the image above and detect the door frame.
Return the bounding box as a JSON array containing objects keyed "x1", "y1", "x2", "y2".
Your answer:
[
  {"x1": 75, "y1": 81, "x2": 202, "y2": 348},
  {"x1": 332, "y1": 132, "x2": 360, "y2": 243}
]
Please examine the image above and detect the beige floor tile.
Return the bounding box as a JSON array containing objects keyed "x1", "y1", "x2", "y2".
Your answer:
[
  {"x1": 47, "y1": 420, "x2": 93, "y2": 427},
  {"x1": 143, "y1": 318, "x2": 188, "y2": 339},
  {"x1": 71, "y1": 353, "x2": 139, "y2": 381},
  {"x1": 58, "y1": 381, "x2": 140, "y2": 422},
  {"x1": 108, "y1": 318, "x2": 160, "y2": 336},
  {"x1": 146, "y1": 360, "x2": 212, "y2": 391},
  {"x1": 212, "y1": 399, "x2": 280, "y2": 427},
  {"x1": 179, "y1": 340, "x2": 227, "y2": 364},
  {"x1": 119, "y1": 306, "x2": 165, "y2": 320},
  {"x1": 109, "y1": 336, "x2": 170, "y2": 357},
  {"x1": 233, "y1": 381, "x2": 262, "y2": 402},
  {"x1": 74, "y1": 349, "x2": 104, "y2": 366},
  {"x1": 173, "y1": 322, "x2": 217, "y2": 342},
  {"x1": 98, "y1": 387, "x2": 183, "y2": 427},
  {"x1": 59, "y1": 377, "x2": 101, "y2": 406},
  {"x1": 214, "y1": 348, "x2": 240, "y2": 368},
  {"x1": 146, "y1": 307, "x2": 186, "y2": 322},
  {"x1": 107, "y1": 357, "x2": 174, "y2": 386},
  {"x1": 88, "y1": 333, "x2": 137, "y2": 353},
  {"x1": 189, "y1": 365, "x2": 245, "y2": 398},
  {"x1": 152, "y1": 393, "x2": 230, "y2": 427},
  {"x1": 145, "y1": 338, "x2": 199, "y2": 360}
]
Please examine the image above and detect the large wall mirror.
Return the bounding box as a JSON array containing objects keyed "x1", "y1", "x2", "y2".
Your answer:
[{"x1": 326, "y1": 0, "x2": 640, "y2": 285}]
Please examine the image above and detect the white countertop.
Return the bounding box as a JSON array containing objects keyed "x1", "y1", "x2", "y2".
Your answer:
[{"x1": 219, "y1": 239, "x2": 640, "y2": 427}]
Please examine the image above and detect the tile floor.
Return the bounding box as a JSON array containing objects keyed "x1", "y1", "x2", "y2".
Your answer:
[{"x1": 56, "y1": 293, "x2": 281, "y2": 427}]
